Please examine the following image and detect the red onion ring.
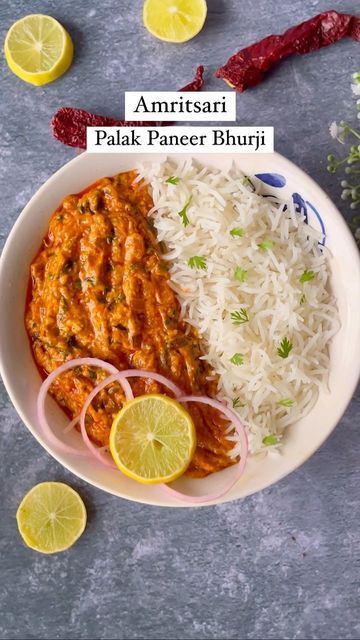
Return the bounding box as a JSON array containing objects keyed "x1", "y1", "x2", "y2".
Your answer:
[
  {"x1": 113, "y1": 369, "x2": 184, "y2": 397},
  {"x1": 38, "y1": 360, "x2": 184, "y2": 464},
  {"x1": 38, "y1": 360, "x2": 247, "y2": 503},
  {"x1": 79, "y1": 372, "x2": 133, "y2": 468},
  {"x1": 37, "y1": 357, "x2": 130, "y2": 456},
  {"x1": 161, "y1": 396, "x2": 248, "y2": 504},
  {"x1": 63, "y1": 415, "x2": 79, "y2": 434}
]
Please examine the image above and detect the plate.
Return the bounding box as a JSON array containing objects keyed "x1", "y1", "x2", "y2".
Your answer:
[{"x1": 0, "y1": 151, "x2": 359, "y2": 506}]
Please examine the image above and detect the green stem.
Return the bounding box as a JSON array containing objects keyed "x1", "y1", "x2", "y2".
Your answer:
[{"x1": 341, "y1": 122, "x2": 360, "y2": 140}]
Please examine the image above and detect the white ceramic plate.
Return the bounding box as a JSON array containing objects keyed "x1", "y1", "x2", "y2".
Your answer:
[{"x1": 0, "y1": 152, "x2": 359, "y2": 507}]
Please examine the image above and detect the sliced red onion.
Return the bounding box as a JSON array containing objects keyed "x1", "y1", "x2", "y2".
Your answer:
[
  {"x1": 161, "y1": 396, "x2": 248, "y2": 504},
  {"x1": 38, "y1": 361, "x2": 246, "y2": 503},
  {"x1": 37, "y1": 357, "x2": 129, "y2": 456},
  {"x1": 115, "y1": 369, "x2": 184, "y2": 397},
  {"x1": 79, "y1": 372, "x2": 133, "y2": 468},
  {"x1": 63, "y1": 415, "x2": 79, "y2": 434}
]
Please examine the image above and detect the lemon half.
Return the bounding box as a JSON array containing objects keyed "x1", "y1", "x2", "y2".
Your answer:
[
  {"x1": 110, "y1": 394, "x2": 196, "y2": 484},
  {"x1": 143, "y1": 0, "x2": 207, "y2": 43},
  {"x1": 4, "y1": 14, "x2": 73, "y2": 86},
  {"x1": 16, "y1": 482, "x2": 86, "y2": 554}
]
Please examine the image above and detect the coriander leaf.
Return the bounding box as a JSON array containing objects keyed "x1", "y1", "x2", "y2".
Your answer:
[
  {"x1": 85, "y1": 276, "x2": 95, "y2": 286},
  {"x1": 231, "y1": 308, "x2": 249, "y2": 325},
  {"x1": 188, "y1": 256, "x2": 207, "y2": 270},
  {"x1": 230, "y1": 227, "x2": 245, "y2": 238},
  {"x1": 178, "y1": 197, "x2": 192, "y2": 227},
  {"x1": 277, "y1": 398, "x2": 294, "y2": 407},
  {"x1": 242, "y1": 175, "x2": 255, "y2": 190},
  {"x1": 78, "y1": 202, "x2": 89, "y2": 214},
  {"x1": 234, "y1": 267, "x2": 248, "y2": 282},
  {"x1": 262, "y1": 435, "x2": 278, "y2": 446},
  {"x1": 88, "y1": 369, "x2": 97, "y2": 380},
  {"x1": 74, "y1": 279, "x2": 82, "y2": 290},
  {"x1": 232, "y1": 396, "x2": 241, "y2": 408},
  {"x1": 230, "y1": 353, "x2": 244, "y2": 365},
  {"x1": 258, "y1": 240, "x2": 273, "y2": 250},
  {"x1": 277, "y1": 337, "x2": 293, "y2": 359},
  {"x1": 166, "y1": 176, "x2": 180, "y2": 185},
  {"x1": 299, "y1": 269, "x2": 315, "y2": 283}
]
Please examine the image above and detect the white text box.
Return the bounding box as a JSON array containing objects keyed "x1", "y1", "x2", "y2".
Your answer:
[
  {"x1": 87, "y1": 126, "x2": 274, "y2": 153},
  {"x1": 125, "y1": 92, "x2": 236, "y2": 122}
]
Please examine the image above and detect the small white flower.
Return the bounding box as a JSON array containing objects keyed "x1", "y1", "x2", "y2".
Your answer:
[
  {"x1": 351, "y1": 83, "x2": 360, "y2": 96},
  {"x1": 329, "y1": 121, "x2": 339, "y2": 139},
  {"x1": 329, "y1": 121, "x2": 345, "y2": 144}
]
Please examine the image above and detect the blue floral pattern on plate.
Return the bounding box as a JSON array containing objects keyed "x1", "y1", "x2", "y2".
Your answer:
[
  {"x1": 254, "y1": 172, "x2": 326, "y2": 246},
  {"x1": 255, "y1": 173, "x2": 287, "y2": 188},
  {"x1": 305, "y1": 200, "x2": 326, "y2": 246},
  {"x1": 291, "y1": 192, "x2": 308, "y2": 224}
]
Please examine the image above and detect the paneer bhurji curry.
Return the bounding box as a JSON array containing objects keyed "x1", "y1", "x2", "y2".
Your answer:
[{"x1": 25, "y1": 171, "x2": 234, "y2": 477}]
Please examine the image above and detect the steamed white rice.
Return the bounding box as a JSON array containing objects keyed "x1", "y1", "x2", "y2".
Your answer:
[{"x1": 136, "y1": 158, "x2": 339, "y2": 456}]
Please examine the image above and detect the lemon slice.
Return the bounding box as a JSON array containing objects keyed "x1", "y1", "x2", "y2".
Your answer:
[
  {"x1": 16, "y1": 482, "x2": 86, "y2": 554},
  {"x1": 143, "y1": 0, "x2": 207, "y2": 43},
  {"x1": 110, "y1": 394, "x2": 196, "y2": 484},
  {"x1": 4, "y1": 14, "x2": 73, "y2": 86}
]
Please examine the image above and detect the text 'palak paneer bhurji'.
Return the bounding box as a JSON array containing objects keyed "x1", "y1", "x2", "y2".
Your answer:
[{"x1": 25, "y1": 171, "x2": 234, "y2": 477}]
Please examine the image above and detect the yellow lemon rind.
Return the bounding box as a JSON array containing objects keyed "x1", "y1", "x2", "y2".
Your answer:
[
  {"x1": 109, "y1": 394, "x2": 196, "y2": 485},
  {"x1": 4, "y1": 15, "x2": 73, "y2": 86},
  {"x1": 143, "y1": 0, "x2": 207, "y2": 44},
  {"x1": 16, "y1": 482, "x2": 87, "y2": 554}
]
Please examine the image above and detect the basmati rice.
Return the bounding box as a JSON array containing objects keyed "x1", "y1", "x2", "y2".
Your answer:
[{"x1": 136, "y1": 159, "x2": 339, "y2": 456}]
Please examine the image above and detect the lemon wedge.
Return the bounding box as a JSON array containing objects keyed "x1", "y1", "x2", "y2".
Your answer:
[
  {"x1": 110, "y1": 394, "x2": 196, "y2": 484},
  {"x1": 4, "y1": 14, "x2": 73, "y2": 86},
  {"x1": 143, "y1": 0, "x2": 207, "y2": 43},
  {"x1": 16, "y1": 482, "x2": 86, "y2": 554}
]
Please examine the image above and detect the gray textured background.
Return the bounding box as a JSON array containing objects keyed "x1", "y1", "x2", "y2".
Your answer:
[{"x1": 0, "y1": 1, "x2": 359, "y2": 639}]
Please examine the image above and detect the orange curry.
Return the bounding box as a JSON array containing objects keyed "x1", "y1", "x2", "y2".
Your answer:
[{"x1": 25, "y1": 171, "x2": 234, "y2": 477}]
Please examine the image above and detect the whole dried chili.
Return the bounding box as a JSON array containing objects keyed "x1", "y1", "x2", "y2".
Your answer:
[
  {"x1": 51, "y1": 66, "x2": 204, "y2": 149},
  {"x1": 215, "y1": 11, "x2": 360, "y2": 92}
]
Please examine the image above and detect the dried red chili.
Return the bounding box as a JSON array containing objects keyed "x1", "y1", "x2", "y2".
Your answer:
[
  {"x1": 215, "y1": 11, "x2": 360, "y2": 92},
  {"x1": 51, "y1": 65, "x2": 204, "y2": 149},
  {"x1": 180, "y1": 64, "x2": 204, "y2": 91}
]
